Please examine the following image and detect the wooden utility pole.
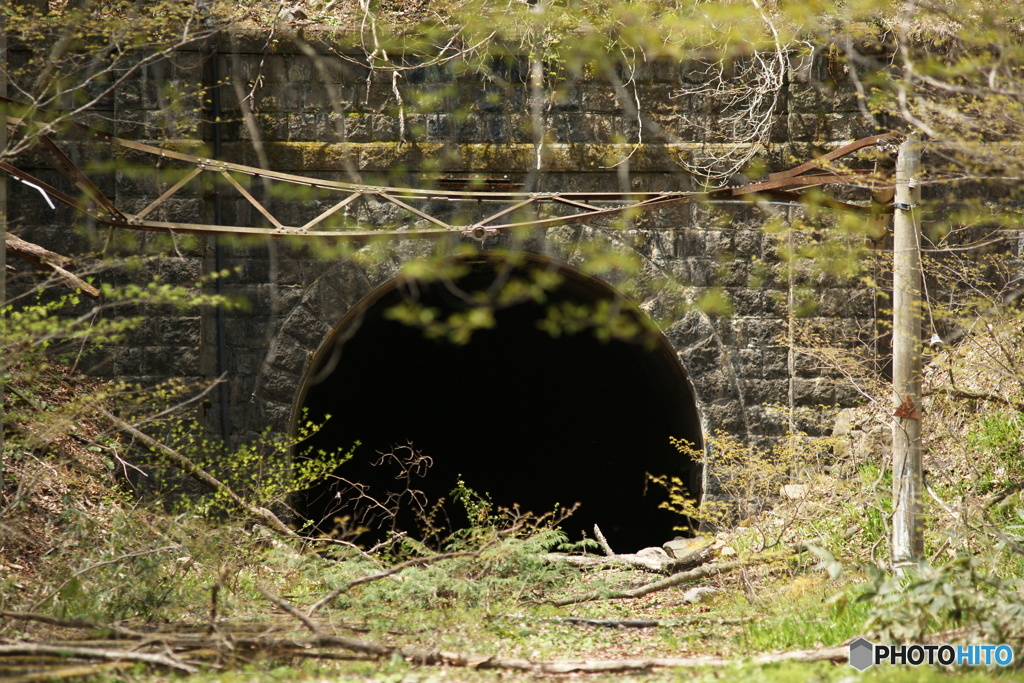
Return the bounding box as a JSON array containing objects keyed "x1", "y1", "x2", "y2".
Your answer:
[
  {"x1": 891, "y1": 136, "x2": 924, "y2": 570},
  {"x1": 1, "y1": 15, "x2": 8, "y2": 490}
]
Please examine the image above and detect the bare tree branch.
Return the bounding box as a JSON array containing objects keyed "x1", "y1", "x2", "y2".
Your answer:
[
  {"x1": 547, "y1": 559, "x2": 746, "y2": 607},
  {"x1": 98, "y1": 407, "x2": 300, "y2": 541},
  {"x1": 0, "y1": 643, "x2": 198, "y2": 674},
  {"x1": 4, "y1": 232, "x2": 99, "y2": 297}
]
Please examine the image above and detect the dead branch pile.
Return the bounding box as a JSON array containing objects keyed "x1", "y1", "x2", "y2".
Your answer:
[{"x1": 0, "y1": 606, "x2": 849, "y2": 680}]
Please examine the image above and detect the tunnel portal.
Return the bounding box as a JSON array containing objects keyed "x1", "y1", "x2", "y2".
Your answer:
[{"x1": 294, "y1": 254, "x2": 703, "y2": 551}]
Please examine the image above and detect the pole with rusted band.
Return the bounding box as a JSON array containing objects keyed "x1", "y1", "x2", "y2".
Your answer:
[{"x1": 891, "y1": 136, "x2": 924, "y2": 570}]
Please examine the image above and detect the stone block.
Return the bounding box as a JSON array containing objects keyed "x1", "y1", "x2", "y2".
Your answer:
[
  {"x1": 740, "y1": 317, "x2": 787, "y2": 348},
  {"x1": 819, "y1": 287, "x2": 873, "y2": 318},
  {"x1": 143, "y1": 345, "x2": 200, "y2": 376},
  {"x1": 279, "y1": 257, "x2": 331, "y2": 289},
  {"x1": 305, "y1": 279, "x2": 353, "y2": 326},
  {"x1": 736, "y1": 348, "x2": 761, "y2": 377},
  {"x1": 112, "y1": 108, "x2": 162, "y2": 140},
  {"x1": 581, "y1": 84, "x2": 623, "y2": 112},
  {"x1": 223, "y1": 53, "x2": 260, "y2": 82},
  {"x1": 761, "y1": 347, "x2": 790, "y2": 378},
  {"x1": 307, "y1": 85, "x2": 357, "y2": 113},
  {"x1": 224, "y1": 318, "x2": 277, "y2": 349},
  {"x1": 690, "y1": 368, "x2": 737, "y2": 403},
  {"x1": 732, "y1": 230, "x2": 763, "y2": 260},
  {"x1": 258, "y1": 366, "x2": 302, "y2": 404},
  {"x1": 792, "y1": 377, "x2": 836, "y2": 407},
  {"x1": 703, "y1": 401, "x2": 746, "y2": 434},
  {"x1": 477, "y1": 86, "x2": 518, "y2": 112},
  {"x1": 286, "y1": 55, "x2": 317, "y2": 83},
  {"x1": 318, "y1": 55, "x2": 371, "y2": 85},
  {"x1": 402, "y1": 62, "x2": 451, "y2": 85},
  {"x1": 744, "y1": 405, "x2": 788, "y2": 436},
  {"x1": 640, "y1": 85, "x2": 684, "y2": 117},
  {"x1": 682, "y1": 260, "x2": 713, "y2": 287},
  {"x1": 788, "y1": 81, "x2": 834, "y2": 113},
  {"x1": 85, "y1": 347, "x2": 143, "y2": 377},
  {"x1": 265, "y1": 334, "x2": 310, "y2": 375},
  {"x1": 163, "y1": 316, "x2": 202, "y2": 346},
  {"x1": 362, "y1": 83, "x2": 403, "y2": 111},
  {"x1": 451, "y1": 115, "x2": 482, "y2": 143},
  {"x1": 254, "y1": 398, "x2": 294, "y2": 433},
  {"x1": 743, "y1": 378, "x2": 789, "y2": 405},
  {"x1": 673, "y1": 229, "x2": 708, "y2": 258},
  {"x1": 663, "y1": 536, "x2": 712, "y2": 560},
  {"x1": 787, "y1": 112, "x2": 874, "y2": 143},
  {"x1": 727, "y1": 289, "x2": 765, "y2": 317},
  {"x1": 115, "y1": 80, "x2": 160, "y2": 110},
  {"x1": 261, "y1": 54, "x2": 289, "y2": 84},
  {"x1": 228, "y1": 347, "x2": 266, "y2": 377},
  {"x1": 284, "y1": 304, "x2": 331, "y2": 350}
]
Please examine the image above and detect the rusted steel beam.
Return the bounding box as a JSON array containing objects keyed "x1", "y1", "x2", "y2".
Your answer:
[
  {"x1": 0, "y1": 161, "x2": 97, "y2": 217},
  {"x1": 299, "y1": 192, "x2": 363, "y2": 232},
  {"x1": 768, "y1": 132, "x2": 902, "y2": 181},
  {"x1": 2, "y1": 108, "x2": 901, "y2": 242},
  {"x1": 132, "y1": 166, "x2": 203, "y2": 222},
  {"x1": 378, "y1": 192, "x2": 455, "y2": 230},
  {"x1": 36, "y1": 136, "x2": 126, "y2": 222}
]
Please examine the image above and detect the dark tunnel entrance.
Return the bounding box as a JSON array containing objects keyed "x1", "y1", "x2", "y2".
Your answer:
[{"x1": 294, "y1": 254, "x2": 703, "y2": 552}]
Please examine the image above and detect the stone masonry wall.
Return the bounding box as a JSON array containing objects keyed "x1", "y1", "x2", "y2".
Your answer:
[{"x1": 5, "y1": 31, "x2": 885, "y2": 482}]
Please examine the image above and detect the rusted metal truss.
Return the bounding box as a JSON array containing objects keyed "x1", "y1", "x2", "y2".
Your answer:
[{"x1": 3, "y1": 112, "x2": 899, "y2": 242}]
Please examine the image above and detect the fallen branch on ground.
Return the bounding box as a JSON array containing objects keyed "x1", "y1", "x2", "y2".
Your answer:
[
  {"x1": 0, "y1": 644, "x2": 198, "y2": 674},
  {"x1": 0, "y1": 610, "x2": 851, "y2": 677},
  {"x1": 468, "y1": 647, "x2": 849, "y2": 673},
  {"x1": 665, "y1": 543, "x2": 719, "y2": 573},
  {"x1": 541, "y1": 540, "x2": 718, "y2": 575},
  {"x1": 539, "y1": 552, "x2": 673, "y2": 574},
  {"x1": 0, "y1": 611, "x2": 142, "y2": 638},
  {"x1": 547, "y1": 559, "x2": 745, "y2": 607},
  {"x1": 495, "y1": 613, "x2": 754, "y2": 628},
  {"x1": 4, "y1": 661, "x2": 135, "y2": 682}
]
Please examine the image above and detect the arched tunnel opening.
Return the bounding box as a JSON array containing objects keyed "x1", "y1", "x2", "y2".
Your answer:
[{"x1": 294, "y1": 254, "x2": 703, "y2": 552}]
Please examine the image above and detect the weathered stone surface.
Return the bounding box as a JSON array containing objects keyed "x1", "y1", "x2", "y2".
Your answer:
[
  {"x1": 663, "y1": 536, "x2": 712, "y2": 560},
  {"x1": 3, "y1": 39, "x2": 897, "y2": 501},
  {"x1": 635, "y1": 547, "x2": 671, "y2": 562},
  {"x1": 681, "y1": 586, "x2": 719, "y2": 604}
]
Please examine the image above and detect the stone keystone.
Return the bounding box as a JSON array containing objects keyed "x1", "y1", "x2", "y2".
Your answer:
[{"x1": 848, "y1": 637, "x2": 874, "y2": 671}]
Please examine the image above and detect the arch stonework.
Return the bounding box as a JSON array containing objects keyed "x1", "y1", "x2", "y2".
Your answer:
[
  {"x1": 250, "y1": 230, "x2": 748, "y2": 506},
  {"x1": 1, "y1": 37, "x2": 875, "y2": 511}
]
